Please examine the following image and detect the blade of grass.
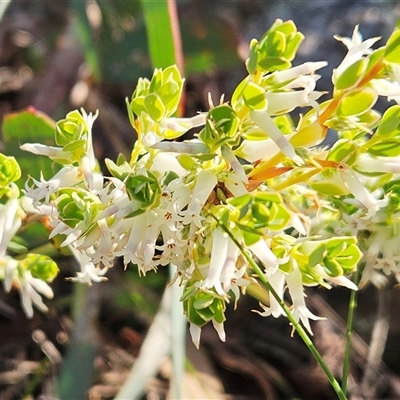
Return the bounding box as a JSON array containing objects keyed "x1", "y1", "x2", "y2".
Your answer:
[
  {"x1": 69, "y1": 0, "x2": 101, "y2": 80},
  {"x1": 141, "y1": 0, "x2": 183, "y2": 71},
  {"x1": 114, "y1": 284, "x2": 173, "y2": 400},
  {"x1": 0, "y1": 0, "x2": 11, "y2": 22}
]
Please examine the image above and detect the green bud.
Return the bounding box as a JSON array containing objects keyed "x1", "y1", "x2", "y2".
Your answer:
[
  {"x1": 182, "y1": 287, "x2": 226, "y2": 327},
  {"x1": 56, "y1": 188, "x2": 99, "y2": 228},
  {"x1": 0, "y1": 153, "x2": 21, "y2": 189},
  {"x1": 20, "y1": 253, "x2": 59, "y2": 282},
  {"x1": 56, "y1": 110, "x2": 88, "y2": 147}
]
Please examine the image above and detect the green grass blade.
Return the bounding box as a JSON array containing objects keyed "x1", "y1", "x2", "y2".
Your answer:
[{"x1": 141, "y1": 0, "x2": 182, "y2": 70}]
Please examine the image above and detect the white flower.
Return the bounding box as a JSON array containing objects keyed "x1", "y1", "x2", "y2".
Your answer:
[
  {"x1": 355, "y1": 154, "x2": 400, "y2": 174},
  {"x1": 182, "y1": 169, "x2": 217, "y2": 227},
  {"x1": 237, "y1": 137, "x2": 280, "y2": 162},
  {"x1": 285, "y1": 263, "x2": 323, "y2": 334},
  {"x1": 370, "y1": 78, "x2": 400, "y2": 104},
  {"x1": 150, "y1": 151, "x2": 187, "y2": 176},
  {"x1": 202, "y1": 227, "x2": 230, "y2": 297},
  {"x1": 2, "y1": 257, "x2": 53, "y2": 317},
  {"x1": 250, "y1": 110, "x2": 303, "y2": 165},
  {"x1": 68, "y1": 248, "x2": 107, "y2": 285},
  {"x1": 255, "y1": 268, "x2": 286, "y2": 318},
  {"x1": 24, "y1": 166, "x2": 83, "y2": 206},
  {"x1": 333, "y1": 26, "x2": 381, "y2": 84},
  {"x1": 0, "y1": 198, "x2": 21, "y2": 257},
  {"x1": 266, "y1": 75, "x2": 324, "y2": 115},
  {"x1": 160, "y1": 113, "x2": 206, "y2": 133},
  {"x1": 189, "y1": 323, "x2": 202, "y2": 349},
  {"x1": 266, "y1": 61, "x2": 327, "y2": 86},
  {"x1": 249, "y1": 239, "x2": 280, "y2": 275},
  {"x1": 221, "y1": 146, "x2": 248, "y2": 184},
  {"x1": 20, "y1": 143, "x2": 71, "y2": 161},
  {"x1": 220, "y1": 172, "x2": 248, "y2": 198},
  {"x1": 340, "y1": 169, "x2": 388, "y2": 218}
]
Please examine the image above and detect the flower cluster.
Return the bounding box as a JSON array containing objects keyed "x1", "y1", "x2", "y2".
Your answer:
[
  {"x1": 1, "y1": 19, "x2": 399, "y2": 347},
  {"x1": 0, "y1": 153, "x2": 58, "y2": 316}
]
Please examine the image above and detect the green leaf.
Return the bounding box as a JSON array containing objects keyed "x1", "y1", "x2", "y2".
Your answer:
[
  {"x1": 144, "y1": 93, "x2": 166, "y2": 121},
  {"x1": 246, "y1": 39, "x2": 259, "y2": 74},
  {"x1": 2, "y1": 108, "x2": 56, "y2": 182},
  {"x1": 254, "y1": 192, "x2": 282, "y2": 203},
  {"x1": 258, "y1": 56, "x2": 291, "y2": 72},
  {"x1": 231, "y1": 76, "x2": 249, "y2": 110},
  {"x1": 0, "y1": 154, "x2": 21, "y2": 189},
  {"x1": 266, "y1": 30, "x2": 286, "y2": 57},
  {"x1": 323, "y1": 257, "x2": 343, "y2": 277},
  {"x1": 385, "y1": 29, "x2": 400, "y2": 63},
  {"x1": 338, "y1": 87, "x2": 377, "y2": 116},
  {"x1": 193, "y1": 293, "x2": 215, "y2": 310},
  {"x1": 273, "y1": 114, "x2": 294, "y2": 134},
  {"x1": 335, "y1": 58, "x2": 368, "y2": 90},
  {"x1": 242, "y1": 82, "x2": 268, "y2": 110},
  {"x1": 327, "y1": 139, "x2": 359, "y2": 165},
  {"x1": 272, "y1": 20, "x2": 297, "y2": 36},
  {"x1": 308, "y1": 243, "x2": 326, "y2": 268},
  {"x1": 375, "y1": 105, "x2": 400, "y2": 137},
  {"x1": 283, "y1": 32, "x2": 304, "y2": 61},
  {"x1": 267, "y1": 202, "x2": 291, "y2": 231},
  {"x1": 368, "y1": 139, "x2": 400, "y2": 157},
  {"x1": 242, "y1": 229, "x2": 261, "y2": 247},
  {"x1": 310, "y1": 180, "x2": 349, "y2": 196}
]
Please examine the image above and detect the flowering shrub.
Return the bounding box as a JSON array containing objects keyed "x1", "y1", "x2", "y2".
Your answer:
[{"x1": 1, "y1": 19, "x2": 400, "y2": 354}]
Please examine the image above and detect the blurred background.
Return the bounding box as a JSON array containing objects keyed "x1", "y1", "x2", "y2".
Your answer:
[{"x1": 0, "y1": 1, "x2": 400, "y2": 399}]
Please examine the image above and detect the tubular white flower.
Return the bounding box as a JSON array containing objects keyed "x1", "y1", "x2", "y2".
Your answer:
[
  {"x1": 266, "y1": 75, "x2": 323, "y2": 116},
  {"x1": 255, "y1": 268, "x2": 286, "y2": 318},
  {"x1": 160, "y1": 113, "x2": 206, "y2": 133},
  {"x1": 150, "y1": 151, "x2": 187, "y2": 176},
  {"x1": 355, "y1": 154, "x2": 400, "y2": 174},
  {"x1": 2, "y1": 257, "x2": 54, "y2": 318},
  {"x1": 333, "y1": 26, "x2": 381, "y2": 84},
  {"x1": 237, "y1": 137, "x2": 281, "y2": 162},
  {"x1": 69, "y1": 248, "x2": 108, "y2": 284},
  {"x1": 268, "y1": 61, "x2": 327, "y2": 85},
  {"x1": 0, "y1": 198, "x2": 21, "y2": 258},
  {"x1": 150, "y1": 140, "x2": 208, "y2": 155},
  {"x1": 370, "y1": 79, "x2": 400, "y2": 104},
  {"x1": 250, "y1": 110, "x2": 303, "y2": 165},
  {"x1": 249, "y1": 239, "x2": 280, "y2": 275},
  {"x1": 221, "y1": 237, "x2": 241, "y2": 291},
  {"x1": 20, "y1": 143, "x2": 71, "y2": 160},
  {"x1": 182, "y1": 169, "x2": 217, "y2": 227},
  {"x1": 285, "y1": 263, "x2": 323, "y2": 334},
  {"x1": 202, "y1": 227, "x2": 229, "y2": 296},
  {"x1": 212, "y1": 320, "x2": 226, "y2": 342},
  {"x1": 220, "y1": 172, "x2": 248, "y2": 198},
  {"x1": 340, "y1": 169, "x2": 388, "y2": 217},
  {"x1": 25, "y1": 166, "x2": 83, "y2": 205},
  {"x1": 221, "y1": 146, "x2": 248, "y2": 184}
]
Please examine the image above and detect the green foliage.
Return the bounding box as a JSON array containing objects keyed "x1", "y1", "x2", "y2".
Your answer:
[
  {"x1": 2, "y1": 108, "x2": 55, "y2": 181},
  {"x1": 247, "y1": 19, "x2": 304, "y2": 74}
]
